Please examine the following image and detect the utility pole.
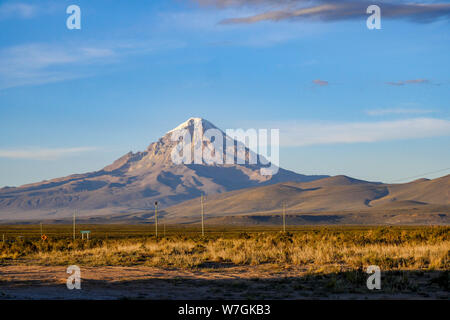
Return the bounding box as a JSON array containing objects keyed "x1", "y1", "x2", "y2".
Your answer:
[
  {"x1": 73, "y1": 212, "x2": 76, "y2": 240},
  {"x1": 154, "y1": 201, "x2": 158, "y2": 238},
  {"x1": 282, "y1": 202, "x2": 286, "y2": 233},
  {"x1": 201, "y1": 194, "x2": 206, "y2": 237}
]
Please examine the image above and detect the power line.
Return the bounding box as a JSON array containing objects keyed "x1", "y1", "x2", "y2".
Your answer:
[{"x1": 391, "y1": 167, "x2": 450, "y2": 183}]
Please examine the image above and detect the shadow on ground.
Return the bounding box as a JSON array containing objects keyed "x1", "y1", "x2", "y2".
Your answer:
[{"x1": 0, "y1": 270, "x2": 448, "y2": 300}]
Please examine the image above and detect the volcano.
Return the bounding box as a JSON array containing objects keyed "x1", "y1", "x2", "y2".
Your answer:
[{"x1": 0, "y1": 117, "x2": 326, "y2": 221}]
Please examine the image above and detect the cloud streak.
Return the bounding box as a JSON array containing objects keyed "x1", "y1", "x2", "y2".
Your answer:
[
  {"x1": 312, "y1": 79, "x2": 328, "y2": 86},
  {"x1": 0, "y1": 2, "x2": 36, "y2": 20},
  {"x1": 386, "y1": 79, "x2": 430, "y2": 86},
  {"x1": 0, "y1": 147, "x2": 98, "y2": 160},
  {"x1": 366, "y1": 108, "x2": 434, "y2": 116},
  {"x1": 195, "y1": 1, "x2": 450, "y2": 25},
  {"x1": 0, "y1": 39, "x2": 185, "y2": 90},
  {"x1": 279, "y1": 118, "x2": 450, "y2": 147},
  {"x1": 0, "y1": 43, "x2": 118, "y2": 89}
]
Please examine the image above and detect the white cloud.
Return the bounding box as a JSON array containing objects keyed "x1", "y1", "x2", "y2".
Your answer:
[
  {"x1": 0, "y1": 2, "x2": 36, "y2": 19},
  {"x1": 157, "y1": 10, "x2": 321, "y2": 48},
  {"x1": 80, "y1": 47, "x2": 116, "y2": 58},
  {"x1": 0, "y1": 39, "x2": 185, "y2": 89},
  {"x1": 279, "y1": 118, "x2": 450, "y2": 147},
  {"x1": 0, "y1": 147, "x2": 97, "y2": 160},
  {"x1": 0, "y1": 43, "x2": 118, "y2": 89},
  {"x1": 366, "y1": 108, "x2": 434, "y2": 116}
]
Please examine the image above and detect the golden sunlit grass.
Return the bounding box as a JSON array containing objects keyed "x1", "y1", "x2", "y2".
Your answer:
[{"x1": 0, "y1": 226, "x2": 448, "y2": 274}]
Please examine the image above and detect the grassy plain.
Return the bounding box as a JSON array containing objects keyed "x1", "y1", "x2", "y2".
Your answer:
[{"x1": 0, "y1": 225, "x2": 448, "y2": 299}]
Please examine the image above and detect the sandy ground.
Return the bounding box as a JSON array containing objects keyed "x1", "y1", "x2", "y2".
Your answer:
[{"x1": 0, "y1": 265, "x2": 448, "y2": 300}]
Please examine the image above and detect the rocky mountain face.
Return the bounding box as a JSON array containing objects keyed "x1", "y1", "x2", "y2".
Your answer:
[{"x1": 0, "y1": 118, "x2": 326, "y2": 220}]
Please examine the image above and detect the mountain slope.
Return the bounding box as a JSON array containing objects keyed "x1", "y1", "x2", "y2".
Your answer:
[
  {"x1": 0, "y1": 117, "x2": 326, "y2": 221},
  {"x1": 370, "y1": 175, "x2": 449, "y2": 207},
  {"x1": 159, "y1": 174, "x2": 450, "y2": 224}
]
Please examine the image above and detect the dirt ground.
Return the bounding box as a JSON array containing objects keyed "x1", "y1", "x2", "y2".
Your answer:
[{"x1": 0, "y1": 265, "x2": 448, "y2": 300}]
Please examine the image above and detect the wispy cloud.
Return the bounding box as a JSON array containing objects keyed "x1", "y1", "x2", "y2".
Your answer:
[
  {"x1": 157, "y1": 9, "x2": 318, "y2": 48},
  {"x1": 386, "y1": 79, "x2": 430, "y2": 86},
  {"x1": 312, "y1": 79, "x2": 328, "y2": 86},
  {"x1": 366, "y1": 108, "x2": 434, "y2": 116},
  {"x1": 0, "y1": 43, "x2": 117, "y2": 89},
  {"x1": 0, "y1": 39, "x2": 184, "y2": 90},
  {"x1": 194, "y1": 1, "x2": 450, "y2": 25},
  {"x1": 278, "y1": 118, "x2": 450, "y2": 147},
  {"x1": 0, "y1": 147, "x2": 98, "y2": 160},
  {"x1": 0, "y1": 2, "x2": 36, "y2": 20}
]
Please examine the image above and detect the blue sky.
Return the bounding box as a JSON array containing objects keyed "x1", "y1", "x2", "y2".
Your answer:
[{"x1": 0, "y1": 0, "x2": 449, "y2": 187}]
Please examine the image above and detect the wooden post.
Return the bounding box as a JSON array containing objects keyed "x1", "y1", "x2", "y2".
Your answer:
[
  {"x1": 282, "y1": 202, "x2": 286, "y2": 233},
  {"x1": 40, "y1": 222, "x2": 43, "y2": 238},
  {"x1": 73, "y1": 212, "x2": 76, "y2": 240},
  {"x1": 163, "y1": 223, "x2": 166, "y2": 237},
  {"x1": 2, "y1": 234, "x2": 4, "y2": 243},
  {"x1": 154, "y1": 201, "x2": 158, "y2": 238},
  {"x1": 200, "y1": 194, "x2": 205, "y2": 237}
]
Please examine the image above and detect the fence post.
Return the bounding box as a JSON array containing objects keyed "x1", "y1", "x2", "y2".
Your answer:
[{"x1": 154, "y1": 201, "x2": 158, "y2": 238}]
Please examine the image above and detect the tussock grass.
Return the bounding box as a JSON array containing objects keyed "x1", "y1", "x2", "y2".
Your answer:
[{"x1": 0, "y1": 226, "x2": 448, "y2": 273}]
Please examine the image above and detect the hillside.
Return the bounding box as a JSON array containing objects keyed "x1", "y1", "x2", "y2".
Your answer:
[{"x1": 157, "y1": 174, "x2": 450, "y2": 225}]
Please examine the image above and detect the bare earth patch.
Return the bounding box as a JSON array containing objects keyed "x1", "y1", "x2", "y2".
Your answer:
[{"x1": 0, "y1": 265, "x2": 448, "y2": 300}]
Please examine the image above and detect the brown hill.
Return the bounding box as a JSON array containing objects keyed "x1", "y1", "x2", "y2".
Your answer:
[
  {"x1": 370, "y1": 175, "x2": 449, "y2": 206},
  {"x1": 157, "y1": 174, "x2": 450, "y2": 225}
]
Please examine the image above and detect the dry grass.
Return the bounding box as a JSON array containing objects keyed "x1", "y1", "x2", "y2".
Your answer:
[{"x1": 0, "y1": 226, "x2": 448, "y2": 274}]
